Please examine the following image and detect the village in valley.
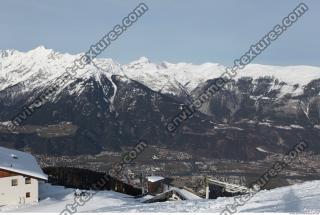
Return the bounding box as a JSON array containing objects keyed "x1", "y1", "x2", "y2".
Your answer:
[
  {"x1": 0, "y1": 145, "x2": 252, "y2": 208},
  {"x1": 35, "y1": 144, "x2": 320, "y2": 199}
]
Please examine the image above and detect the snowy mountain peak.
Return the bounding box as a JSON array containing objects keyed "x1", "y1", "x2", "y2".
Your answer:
[
  {"x1": 0, "y1": 49, "x2": 18, "y2": 58},
  {"x1": 124, "y1": 56, "x2": 151, "y2": 70},
  {"x1": 0, "y1": 47, "x2": 319, "y2": 97},
  {"x1": 136, "y1": 56, "x2": 150, "y2": 64},
  {"x1": 29, "y1": 45, "x2": 51, "y2": 52}
]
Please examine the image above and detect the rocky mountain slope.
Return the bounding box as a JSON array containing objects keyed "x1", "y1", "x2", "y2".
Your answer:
[{"x1": 0, "y1": 47, "x2": 319, "y2": 160}]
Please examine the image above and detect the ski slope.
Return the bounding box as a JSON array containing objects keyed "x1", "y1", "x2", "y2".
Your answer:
[{"x1": 1, "y1": 180, "x2": 320, "y2": 213}]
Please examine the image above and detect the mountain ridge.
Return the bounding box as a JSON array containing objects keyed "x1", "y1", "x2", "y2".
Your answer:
[
  {"x1": 0, "y1": 47, "x2": 319, "y2": 160},
  {"x1": 1, "y1": 47, "x2": 319, "y2": 97}
]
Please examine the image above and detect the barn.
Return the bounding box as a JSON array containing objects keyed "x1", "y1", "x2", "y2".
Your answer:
[{"x1": 0, "y1": 146, "x2": 47, "y2": 206}]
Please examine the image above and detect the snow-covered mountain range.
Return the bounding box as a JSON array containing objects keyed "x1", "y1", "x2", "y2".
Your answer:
[
  {"x1": 0, "y1": 47, "x2": 319, "y2": 159},
  {"x1": 1, "y1": 46, "x2": 319, "y2": 97}
]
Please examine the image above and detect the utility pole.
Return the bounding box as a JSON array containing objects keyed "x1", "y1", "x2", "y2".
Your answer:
[
  {"x1": 139, "y1": 171, "x2": 145, "y2": 194},
  {"x1": 205, "y1": 176, "x2": 210, "y2": 199}
]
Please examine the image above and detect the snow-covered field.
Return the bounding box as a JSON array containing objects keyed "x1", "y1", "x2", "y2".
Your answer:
[{"x1": 1, "y1": 180, "x2": 320, "y2": 213}]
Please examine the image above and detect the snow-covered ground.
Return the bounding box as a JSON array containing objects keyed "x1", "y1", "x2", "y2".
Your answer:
[{"x1": 1, "y1": 180, "x2": 320, "y2": 213}]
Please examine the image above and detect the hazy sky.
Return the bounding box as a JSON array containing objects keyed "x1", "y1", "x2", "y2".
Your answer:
[{"x1": 0, "y1": 0, "x2": 319, "y2": 66}]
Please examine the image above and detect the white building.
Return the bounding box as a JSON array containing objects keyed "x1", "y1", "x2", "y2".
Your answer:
[{"x1": 0, "y1": 146, "x2": 47, "y2": 206}]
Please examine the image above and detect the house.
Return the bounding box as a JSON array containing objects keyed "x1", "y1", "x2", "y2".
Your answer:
[
  {"x1": 205, "y1": 177, "x2": 249, "y2": 199},
  {"x1": 147, "y1": 176, "x2": 165, "y2": 195},
  {"x1": 142, "y1": 186, "x2": 202, "y2": 203},
  {"x1": 142, "y1": 176, "x2": 202, "y2": 203},
  {"x1": 0, "y1": 146, "x2": 47, "y2": 206}
]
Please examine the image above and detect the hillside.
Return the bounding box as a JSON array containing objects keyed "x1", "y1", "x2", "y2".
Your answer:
[
  {"x1": 1, "y1": 180, "x2": 320, "y2": 213},
  {"x1": 0, "y1": 47, "x2": 319, "y2": 160}
]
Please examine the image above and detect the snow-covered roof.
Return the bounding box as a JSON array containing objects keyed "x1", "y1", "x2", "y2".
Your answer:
[
  {"x1": 207, "y1": 178, "x2": 248, "y2": 193},
  {"x1": 170, "y1": 187, "x2": 202, "y2": 200},
  {"x1": 0, "y1": 146, "x2": 47, "y2": 180},
  {"x1": 147, "y1": 176, "x2": 164, "y2": 182}
]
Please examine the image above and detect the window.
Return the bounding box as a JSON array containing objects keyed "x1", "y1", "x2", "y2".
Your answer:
[
  {"x1": 25, "y1": 177, "x2": 31, "y2": 184},
  {"x1": 26, "y1": 192, "x2": 30, "y2": 198},
  {"x1": 11, "y1": 179, "x2": 18, "y2": 186}
]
